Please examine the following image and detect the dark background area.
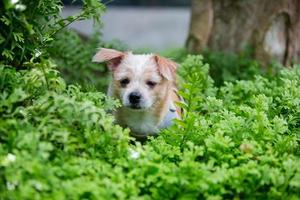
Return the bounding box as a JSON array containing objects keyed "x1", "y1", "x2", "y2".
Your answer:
[{"x1": 63, "y1": 0, "x2": 191, "y2": 6}]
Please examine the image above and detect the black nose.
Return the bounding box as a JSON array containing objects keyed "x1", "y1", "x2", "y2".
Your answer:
[{"x1": 129, "y1": 92, "x2": 142, "y2": 104}]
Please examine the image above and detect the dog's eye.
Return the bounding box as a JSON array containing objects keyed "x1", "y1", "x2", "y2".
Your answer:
[
  {"x1": 120, "y1": 78, "x2": 130, "y2": 87},
  {"x1": 146, "y1": 81, "x2": 157, "y2": 88}
]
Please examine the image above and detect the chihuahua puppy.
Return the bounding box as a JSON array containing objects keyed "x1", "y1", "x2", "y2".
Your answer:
[{"x1": 92, "y1": 48, "x2": 181, "y2": 139}]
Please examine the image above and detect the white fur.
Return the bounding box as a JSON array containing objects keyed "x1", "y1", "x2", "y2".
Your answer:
[{"x1": 119, "y1": 107, "x2": 160, "y2": 137}]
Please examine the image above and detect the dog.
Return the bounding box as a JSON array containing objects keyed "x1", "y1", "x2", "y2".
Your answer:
[{"x1": 92, "y1": 48, "x2": 181, "y2": 139}]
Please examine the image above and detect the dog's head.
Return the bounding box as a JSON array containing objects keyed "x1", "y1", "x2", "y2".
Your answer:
[{"x1": 93, "y1": 48, "x2": 178, "y2": 110}]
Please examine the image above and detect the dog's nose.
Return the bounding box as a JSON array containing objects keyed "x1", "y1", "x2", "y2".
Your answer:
[{"x1": 129, "y1": 92, "x2": 142, "y2": 104}]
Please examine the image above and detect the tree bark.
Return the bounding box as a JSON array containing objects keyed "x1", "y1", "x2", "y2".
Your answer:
[{"x1": 186, "y1": 0, "x2": 300, "y2": 65}]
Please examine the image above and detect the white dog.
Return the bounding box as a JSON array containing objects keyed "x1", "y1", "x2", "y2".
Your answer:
[{"x1": 93, "y1": 48, "x2": 181, "y2": 139}]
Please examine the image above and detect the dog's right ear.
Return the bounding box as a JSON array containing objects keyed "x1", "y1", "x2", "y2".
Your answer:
[
  {"x1": 92, "y1": 48, "x2": 124, "y2": 70},
  {"x1": 154, "y1": 55, "x2": 178, "y2": 81}
]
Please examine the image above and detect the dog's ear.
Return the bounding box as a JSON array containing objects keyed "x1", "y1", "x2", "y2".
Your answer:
[
  {"x1": 92, "y1": 48, "x2": 124, "y2": 70},
  {"x1": 154, "y1": 55, "x2": 178, "y2": 81}
]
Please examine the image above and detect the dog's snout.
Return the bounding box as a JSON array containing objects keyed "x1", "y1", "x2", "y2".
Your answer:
[{"x1": 129, "y1": 92, "x2": 142, "y2": 104}]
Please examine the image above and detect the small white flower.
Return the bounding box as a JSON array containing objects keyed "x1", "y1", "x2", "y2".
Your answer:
[
  {"x1": 1, "y1": 153, "x2": 16, "y2": 166},
  {"x1": 33, "y1": 181, "x2": 43, "y2": 191},
  {"x1": 7, "y1": 182, "x2": 16, "y2": 191},
  {"x1": 34, "y1": 49, "x2": 42, "y2": 58},
  {"x1": 10, "y1": 0, "x2": 19, "y2": 5},
  {"x1": 15, "y1": 4, "x2": 26, "y2": 11},
  {"x1": 129, "y1": 149, "x2": 140, "y2": 159},
  {"x1": 6, "y1": 153, "x2": 16, "y2": 163}
]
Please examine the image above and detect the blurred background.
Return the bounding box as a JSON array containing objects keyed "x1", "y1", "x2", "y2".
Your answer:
[
  {"x1": 57, "y1": 0, "x2": 300, "y2": 90},
  {"x1": 62, "y1": 0, "x2": 300, "y2": 65},
  {"x1": 63, "y1": 0, "x2": 191, "y2": 50}
]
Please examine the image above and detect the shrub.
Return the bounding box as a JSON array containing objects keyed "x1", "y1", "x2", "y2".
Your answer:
[
  {"x1": 0, "y1": 0, "x2": 104, "y2": 66},
  {"x1": 1, "y1": 55, "x2": 300, "y2": 199},
  {"x1": 0, "y1": 1, "x2": 130, "y2": 198},
  {"x1": 48, "y1": 28, "x2": 127, "y2": 92},
  {"x1": 0, "y1": 63, "x2": 130, "y2": 199},
  {"x1": 161, "y1": 48, "x2": 284, "y2": 86},
  {"x1": 202, "y1": 50, "x2": 262, "y2": 86}
]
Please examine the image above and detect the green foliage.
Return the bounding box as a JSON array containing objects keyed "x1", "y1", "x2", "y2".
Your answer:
[
  {"x1": 160, "y1": 56, "x2": 300, "y2": 199},
  {"x1": 0, "y1": 63, "x2": 130, "y2": 199},
  {"x1": 202, "y1": 50, "x2": 263, "y2": 86},
  {"x1": 48, "y1": 29, "x2": 127, "y2": 92},
  {"x1": 0, "y1": 0, "x2": 104, "y2": 66},
  {"x1": 1, "y1": 54, "x2": 300, "y2": 199},
  {"x1": 161, "y1": 48, "x2": 273, "y2": 86}
]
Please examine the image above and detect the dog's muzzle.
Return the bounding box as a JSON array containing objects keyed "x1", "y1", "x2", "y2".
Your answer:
[{"x1": 128, "y1": 91, "x2": 142, "y2": 109}]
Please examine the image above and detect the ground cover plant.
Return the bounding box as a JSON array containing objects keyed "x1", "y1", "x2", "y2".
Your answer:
[{"x1": 1, "y1": 0, "x2": 300, "y2": 199}]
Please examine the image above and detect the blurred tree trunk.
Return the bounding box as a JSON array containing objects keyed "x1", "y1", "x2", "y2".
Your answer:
[{"x1": 186, "y1": 0, "x2": 300, "y2": 65}]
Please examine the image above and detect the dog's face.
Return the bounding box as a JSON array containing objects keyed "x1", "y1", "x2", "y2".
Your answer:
[
  {"x1": 113, "y1": 54, "x2": 163, "y2": 109},
  {"x1": 93, "y1": 48, "x2": 177, "y2": 110}
]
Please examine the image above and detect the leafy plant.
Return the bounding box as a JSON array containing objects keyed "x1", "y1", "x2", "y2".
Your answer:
[
  {"x1": 2, "y1": 53, "x2": 300, "y2": 199},
  {"x1": 48, "y1": 28, "x2": 127, "y2": 92},
  {"x1": 0, "y1": 0, "x2": 104, "y2": 66},
  {"x1": 161, "y1": 48, "x2": 266, "y2": 86},
  {"x1": 0, "y1": 63, "x2": 130, "y2": 199},
  {"x1": 202, "y1": 50, "x2": 262, "y2": 86}
]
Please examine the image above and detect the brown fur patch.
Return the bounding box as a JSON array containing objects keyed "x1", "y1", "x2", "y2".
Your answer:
[
  {"x1": 152, "y1": 80, "x2": 172, "y2": 124},
  {"x1": 92, "y1": 48, "x2": 124, "y2": 70},
  {"x1": 154, "y1": 55, "x2": 178, "y2": 81}
]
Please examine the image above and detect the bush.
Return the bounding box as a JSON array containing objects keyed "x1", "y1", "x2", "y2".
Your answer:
[
  {"x1": 0, "y1": 63, "x2": 130, "y2": 199},
  {"x1": 48, "y1": 29, "x2": 127, "y2": 92},
  {"x1": 0, "y1": 0, "x2": 104, "y2": 66},
  {"x1": 161, "y1": 48, "x2": 267, "y2": 86},
  {"x1": 202, "y1": 50, "x2": 262, "y2": 86},
  {"x1": 1, "y1": 55, "x2": 300, "y2": 199}
]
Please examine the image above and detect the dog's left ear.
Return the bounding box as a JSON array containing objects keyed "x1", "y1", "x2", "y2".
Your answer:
[
  {"x1": 154, "y1": 55, "x2": 178, "y2": 81},
  {"x1": 92, "y1": 48, "x2": 125, "y2": 70}
]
